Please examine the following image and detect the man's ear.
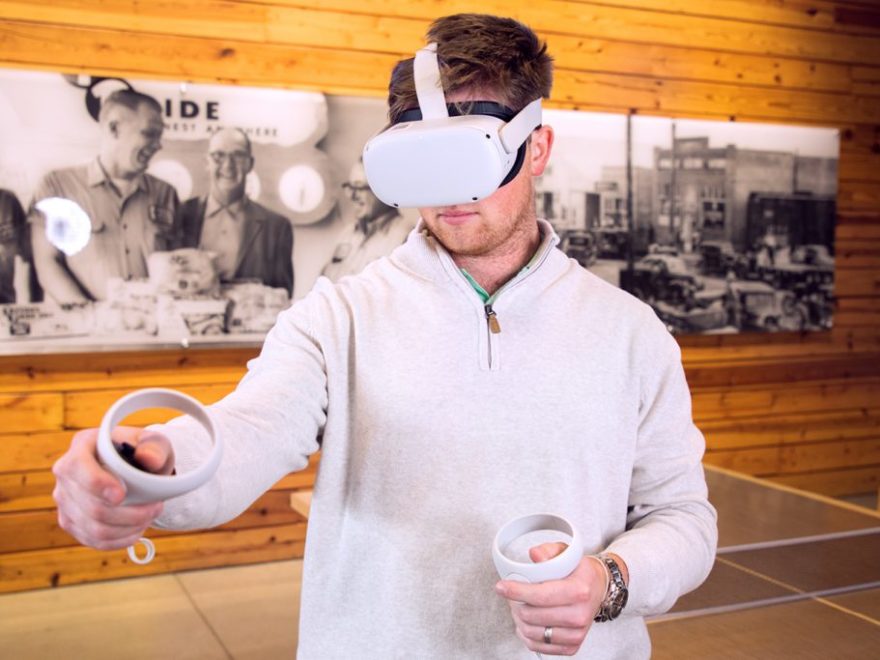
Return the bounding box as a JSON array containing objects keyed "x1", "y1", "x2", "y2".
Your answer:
[
  {"x1": 107, "y1": 119, "x2": 120, "y2": 139},
  {"x1": 529, "y1": 125, "x2": 554, "y2": 177}
]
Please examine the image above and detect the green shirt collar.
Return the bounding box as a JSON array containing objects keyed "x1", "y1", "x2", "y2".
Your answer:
[{"x1": 460, "y1": 238, "x2": 545, "y2": 304}]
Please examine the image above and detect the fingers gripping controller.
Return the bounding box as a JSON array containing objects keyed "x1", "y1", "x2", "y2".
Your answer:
[
  {"x1": 96, "y1": 388, "x2": 222, "y2": 565},
  {"x1": 492, "y1": 514, "x2": 584, "y2": 660},
  {"x1": 492, "y1": 514, "x2": 583, "y2": 584}
]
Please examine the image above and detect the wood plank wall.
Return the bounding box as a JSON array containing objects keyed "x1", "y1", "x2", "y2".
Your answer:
[{"x1": 0, "y1": 0, "x2": 878, "y2": 593}]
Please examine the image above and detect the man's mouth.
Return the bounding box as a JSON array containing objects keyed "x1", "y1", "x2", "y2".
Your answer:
[{"x1": 438, "y1": 209, "x2": 478, "y2": 225}]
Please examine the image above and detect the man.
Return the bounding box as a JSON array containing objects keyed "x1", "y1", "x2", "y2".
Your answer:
[
  {"x1": 321, "y1": 159, "x2": 413, "y2": 281},
  {"x1": 179, "y1": 127, "x2": 294, "y2": 296},
  {"x1": 52, "y1": 15, "x2": 716, "y2": 659},
  {"x1": 30, "y1": 89, "x2": 179, "y2": 303},
  {"x1": 0, "y1": 188, "x2": 41, "y2": 303}
]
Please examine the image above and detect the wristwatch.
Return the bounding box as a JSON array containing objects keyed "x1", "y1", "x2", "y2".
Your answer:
[{"x1": 593, "y1": 554, "x2": 628, "y2": 622}]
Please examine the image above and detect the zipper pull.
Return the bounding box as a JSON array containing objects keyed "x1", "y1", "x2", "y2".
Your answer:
[{"x1": 485, "y1": 304, "x2": 501, "y2": 334}]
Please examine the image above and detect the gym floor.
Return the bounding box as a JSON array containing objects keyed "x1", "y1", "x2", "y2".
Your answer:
[{"x1": 1, "y1": 468, "x2": 878, "y2": 659}]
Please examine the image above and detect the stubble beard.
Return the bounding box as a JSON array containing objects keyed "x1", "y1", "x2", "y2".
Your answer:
[{"x1": 427, "y1": 203, "x2": 537, "y2": 260}]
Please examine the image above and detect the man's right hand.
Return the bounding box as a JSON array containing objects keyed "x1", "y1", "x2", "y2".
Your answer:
[{"x1": 52, "y1": 427, "x2": 174, "y2": 550}]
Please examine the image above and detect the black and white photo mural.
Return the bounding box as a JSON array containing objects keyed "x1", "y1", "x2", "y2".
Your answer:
[
  {"x1": 0, "y1": 68, "x2": 839, "y2": 354},
  {"x1": 539, "y1": 110, "x2": 839, "y2": 335},
  {"x1": 0, "y1": 69, "x2": 416, "y2": 353}
]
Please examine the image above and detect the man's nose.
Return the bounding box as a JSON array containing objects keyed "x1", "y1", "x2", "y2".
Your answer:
[{"x1": 219, "y1": 159, "x2": 237, "y2": 176}]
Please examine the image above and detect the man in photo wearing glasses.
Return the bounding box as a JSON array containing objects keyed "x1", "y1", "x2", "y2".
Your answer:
[
  {"x1": 321, "y1": 158, "x2": 414, "y2": 282},
  {"x1": 180, "y1": 126, "x2": 294, "y2": 296}
]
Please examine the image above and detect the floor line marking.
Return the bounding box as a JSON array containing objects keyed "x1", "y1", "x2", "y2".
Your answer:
[
  {"x1": 647, "y1": 581, "x2": 880, "y2": 624},
  {"x1": 173, "y1": 573, "x2": 235, "y2": 660},
  {"x1": 717, "y1": 526, "x2": 880, "y2": 554},
  {"x1": 705, "y1": 465, "x2": 880, "y2": 520},
  {"x1": 811, "y1": 592, "x2": 880, "y2": 627},
  {"x1": 647, "y1": 555, "x2": 880, "y2": 627}
]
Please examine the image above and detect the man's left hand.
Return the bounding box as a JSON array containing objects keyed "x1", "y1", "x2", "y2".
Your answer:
[{"x1": 494, "y1": 543, "x2": 616, "y2": 657}]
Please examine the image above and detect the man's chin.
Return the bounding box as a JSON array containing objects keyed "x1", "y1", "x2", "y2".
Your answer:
[
  {"x1": 426, "y1": 227, "x2": 490, "y2": 257},
  {"x1": 122, "y1": 163, "x2": 149, "y2": 179},
  {"x1": 213, "y1": 182, "x2": 246, "y2": 197}
]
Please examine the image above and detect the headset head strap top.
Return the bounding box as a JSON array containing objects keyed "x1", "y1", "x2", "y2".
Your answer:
[{"x1": 413, "y1": 43, "x2": 447, "y2": 120}]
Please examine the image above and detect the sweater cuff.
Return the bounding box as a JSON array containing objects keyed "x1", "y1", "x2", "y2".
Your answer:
[
  {"x1": 602, "y1": 536, "x2": 655, "y2": 617},
  {"x1": 602, "y1": 526, "x2": 693, "y2": 617},
  {"x1": 148, "y1": 416, "x2": 218, "y2": 531}
]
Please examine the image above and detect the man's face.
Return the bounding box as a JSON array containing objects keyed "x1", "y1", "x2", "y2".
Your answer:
[
  {"x1": 110, "y1": 104, "x2": 164, "y2": 178},
  {"x1": 417, "y1": 90, "x2": 553, "y2": 260},
  {"x1": 344, "y1": 162, "x2": 384, "y2": 223},
  {"x1": 206, "y1": 129, "x2": 254, "y2": 201}
]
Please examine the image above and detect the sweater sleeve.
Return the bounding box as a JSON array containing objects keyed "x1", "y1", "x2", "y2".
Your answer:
[
  {"x1": 603, "y1": 323, "x2": 718, "y2": 617},
  {"x1": 152, "y1": 288, "x2": 330, "y2": 530}
]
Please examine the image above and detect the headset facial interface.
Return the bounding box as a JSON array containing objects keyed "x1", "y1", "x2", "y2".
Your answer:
[{"x1": 362, "y1": 43, "x2": 543, "y2": 209}]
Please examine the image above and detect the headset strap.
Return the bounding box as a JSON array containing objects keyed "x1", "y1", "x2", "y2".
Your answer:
[
  {"x1": 395, "y1": 101, "x2": 515, "y2": 124},
  {"x1": 414, "y1": 43, "x2": 448, "y2": 120},
  {"x1": 498, "y1": 97, "x2": 543, "y2": 154},
  {"x1": 414, "y1": 42, "x2": 541, "y2": 152}
]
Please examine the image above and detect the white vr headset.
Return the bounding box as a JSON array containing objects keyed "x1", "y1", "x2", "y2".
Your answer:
[{"x1": 362, "y1": 43, "x2": 543, "y2": 208}]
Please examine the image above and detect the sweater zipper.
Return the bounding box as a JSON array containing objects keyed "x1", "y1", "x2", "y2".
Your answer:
[
  {"x1": 484, "y1": 303, "x2": 501, "y2": 369},
  {"x1": 463, "y1": 230, "x2": 557, "y2": 370},
  {"x1": 485, "y1": 304, "x2": 501, "y2": 334}
]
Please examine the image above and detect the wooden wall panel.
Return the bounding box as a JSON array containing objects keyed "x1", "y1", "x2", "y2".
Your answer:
[
  {"x1": 0, "y1": 471, "x2": 57, "y2": 514},
  {"x1": 0, "y1": 0, "x2": 878, "y2": 593},
  {"x1": 0, "y1": 0, "x2": 865, "y2": 94},
  {"x1": 773, "y1": 465, "x2": 880, "y2": 496},
  {"x1": 0, "y1": 431, "x2": 71, "y2": 472},
  {"x1": 2, "y1": 20, "x2": 879, "y2": 125},
  {"x1": 64, "y1": 384, "x2": 236, "y2": 429},
  {"x1": 701, "y1": 408, "x2": 880, "y2": 449},
  {"x1": 0, "y1": 490, "x2": 306, "y2": 555},
  {"x1": 0, "y1": 524, "x2": 307, "y2": 592},
  {"x1": 0, "y1": 347, "x2": 253, "y2": 393},
  {"x1": 0, "y1": 393, "x2": 64, "y2": 433}
]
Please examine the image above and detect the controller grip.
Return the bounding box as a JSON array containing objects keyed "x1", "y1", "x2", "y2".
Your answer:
[
  {"x1": 96, "y1": 388, "x2": 221, "y2": 505},
  {"x1": 492, "y1": 514, "x2": 583, "y2": 583}
]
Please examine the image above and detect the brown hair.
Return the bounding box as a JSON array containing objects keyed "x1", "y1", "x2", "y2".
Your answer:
[{"x1": 387, "y1": 14, "x2": 553, "y2": 124}]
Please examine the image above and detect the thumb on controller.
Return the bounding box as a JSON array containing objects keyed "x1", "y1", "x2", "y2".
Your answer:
[
  {"x1": 112, "y1": 429, "x2": 175, "y2": 476},
  {"x1": 529, "y1": 541, "x2": 569, "y2": 563}
]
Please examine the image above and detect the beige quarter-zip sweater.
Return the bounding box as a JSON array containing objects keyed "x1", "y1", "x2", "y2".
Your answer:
[{"x1": 154, "y1": 220, "x2": 717, "y2": 659}]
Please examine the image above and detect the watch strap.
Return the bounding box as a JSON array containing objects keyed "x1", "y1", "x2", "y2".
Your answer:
[{"x1": 593, "y1": 554, "x2": 628, "y2": 622}]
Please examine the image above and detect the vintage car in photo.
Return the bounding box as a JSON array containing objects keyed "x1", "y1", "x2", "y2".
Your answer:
[
  {"x1": 595, "y1": 227, "x2": 630, "y2": 260},
  {"x1": 698, "y1": 240, "x2": 738, "y2": 277},
  {"x1": 559, "y1": 229, "x2": 597, "y2": 268},
  {"x1": 724, "y1": 280, "x2": 806, "y2": 332},
  {"x1": 651, "y1": 297, "x2": 728, "y2": 334},
  {"x1": 648, "y1": 243, "x2": 679, "y2": 256},
  {"x1": 733, "y1": 242, "x2": 834, "y2": 288},
  {"x1": 791, "y1": 244, "x2": 834, "y2": 269},
  {"x1": 763, "y1": 260, "x2": 833, "y2": 292},
  {"x1": 623, "y1": 254, "x2": 703, "y2": 308}
]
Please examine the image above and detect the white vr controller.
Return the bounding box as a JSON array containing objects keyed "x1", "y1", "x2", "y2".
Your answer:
[
  {"x1": 96, "y1": 388, "x2": 222, "y2": 564},
  {"x1": 493, "y1": 514, "x2": 584, "y2": 660},
  {"x1": 492, "y1": 513, "x2": 583, "y2": 584}
]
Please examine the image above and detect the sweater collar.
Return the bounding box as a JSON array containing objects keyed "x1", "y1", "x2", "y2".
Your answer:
[{"x1": 391, "y1": 218, "x2": 566, "y2": 299}]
